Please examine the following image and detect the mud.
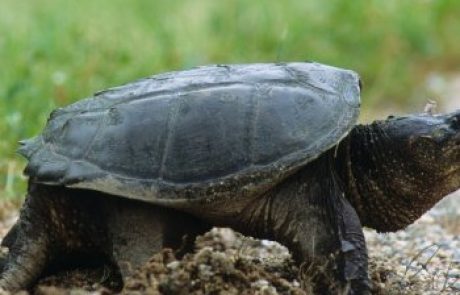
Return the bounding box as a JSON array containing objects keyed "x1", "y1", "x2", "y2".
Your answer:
[{"x1": 35, "y1": 228, "x2": 305, "y2": 295}]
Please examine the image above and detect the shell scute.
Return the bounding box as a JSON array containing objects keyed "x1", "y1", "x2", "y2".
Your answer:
[{"x1": 19, "y1": 63, "x2": 360, "y2": 205}]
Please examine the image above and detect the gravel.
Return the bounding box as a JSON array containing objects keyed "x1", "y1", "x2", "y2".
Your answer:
[
  {"x1": 0, "y1": 191, "x2": 458, "y2": 294},
  {"x1": 366, "y1": 191, "x2": 460, "y2": 294}
]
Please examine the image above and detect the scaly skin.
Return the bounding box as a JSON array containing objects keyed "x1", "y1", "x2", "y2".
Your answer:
[
  {"x1": 340, "y1": 110, "x2": 460, "y2": 232},
  {"x1": 229, "y1": 152, "x2": 370, "y2": 294},
  {"x1": 1, "y1": 154, "x2": 368, "y2": 294},
  {"x1": 0, "y1": 182, "x2": 210, "y2": 291},
  {"x1": 0, "y1": 110, "x2": 458, "y2": 294}
]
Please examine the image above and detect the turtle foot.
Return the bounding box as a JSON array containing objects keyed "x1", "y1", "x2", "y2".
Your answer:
[
  {"x1": 0, "y1": 191, "x2": 51, "y2": 290},
  {"x1": 0, "y1": 182, "x2": 109, "y2": 291}
]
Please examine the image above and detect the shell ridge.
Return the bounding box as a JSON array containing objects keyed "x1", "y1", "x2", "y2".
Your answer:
[
  {"x1": 81, "y1": 112, "x2": 105, "y2": 160},
  {"x1": 283, "y1": 66, "x2": 337, "y2": 95},
  {"x1": 158, "y1": 95, "x2": 182, "y2": 179},
  {"x1": 57, "y1": 80, "x2": 330, "y2": 117}
]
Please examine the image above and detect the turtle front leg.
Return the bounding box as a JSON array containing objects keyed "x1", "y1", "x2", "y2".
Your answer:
[{"x1": 236, "y1": 159, "x2": 370, "y2": 294}]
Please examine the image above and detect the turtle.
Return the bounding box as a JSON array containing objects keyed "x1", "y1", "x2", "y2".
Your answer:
[{"x1": 0, "y1": 62, "x2": 459, "y2": 294}]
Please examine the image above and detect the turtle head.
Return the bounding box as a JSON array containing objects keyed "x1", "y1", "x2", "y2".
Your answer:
[
  {"x1": 382, "y1": 109, "x2": 460, "y2": 179},
  {"x1": 345, "y1": 109, "x2": 459, "y2": 232}
]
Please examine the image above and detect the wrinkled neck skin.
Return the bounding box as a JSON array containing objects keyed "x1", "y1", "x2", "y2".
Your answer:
[{"x1": 338, "y1": 123, "x2": 456, "y2": 232}]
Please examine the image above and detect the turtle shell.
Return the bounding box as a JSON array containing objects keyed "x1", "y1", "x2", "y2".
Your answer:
[{"x1": 18, "y1": 62, "x2": 360, "y2": 205}]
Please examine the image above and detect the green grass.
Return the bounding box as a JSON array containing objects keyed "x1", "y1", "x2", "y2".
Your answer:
[{"x1": 1, "y1": 0, "x2": 460, "y2": 198}]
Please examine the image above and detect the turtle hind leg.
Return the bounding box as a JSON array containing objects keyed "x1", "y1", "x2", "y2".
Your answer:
[
  {"x1": 107, "y1": 197, "x2": 211, "y2": 279},
  {"x1": 0, "y1": 223, "x2": 18, "y2": 273},
  {"x1": 37, "y1": 186, "x2": 122, "y2": 290},
  {"x1": 0, "y1": 184, "x2": 52, "y2": 290},
  {"x1": 0, "y1": 183, "x2": 116, "y2": 291},
  {"x1": 0, "y1": 236, "x2": 49, "y2": 290}
]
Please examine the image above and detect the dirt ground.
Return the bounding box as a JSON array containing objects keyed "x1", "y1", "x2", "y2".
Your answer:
[{"x1": 0, "y1": 191, "x2": 458, "y2": 294}]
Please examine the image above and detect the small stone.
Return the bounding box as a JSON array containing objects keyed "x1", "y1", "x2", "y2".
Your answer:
[
  {"x1": 252, "y1": 279, "x2": 269, "y2": 288},
  {"x1": 452, "y1": 281, "x2": 460, "y2": 291},
  {"x1": 396, "y1": 265, "x2": 406, "y2": 275},
  {"x1": 447, "y1": 268, "x2": 460, "y2": 278},
  {"x1": 166, "y1": 261, "x2": 180, "y2": 270},
  {"x1": 418, "y1": 214, "x2": 435, "y2": 224},
  {"x1": 452, "y1": 251, "x2": 460, "y2": 263},
  {"x1": 198, "y1": 263, "x2": 213, "y2": 278},
  {"x1": 259, "y1": 285, "x2": 277, "y2": 295}
]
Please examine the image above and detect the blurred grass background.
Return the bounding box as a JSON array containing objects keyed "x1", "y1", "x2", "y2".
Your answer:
[{"x1": 1, "y1": 0, "x2": 460, "y2": 199}]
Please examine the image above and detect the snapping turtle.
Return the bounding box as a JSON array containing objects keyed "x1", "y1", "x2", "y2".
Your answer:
[{"x1": 0, "y1": 62, "x2": 459, "y2": 293}]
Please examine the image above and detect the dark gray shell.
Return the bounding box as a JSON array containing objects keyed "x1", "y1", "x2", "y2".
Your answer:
[{"x1": 19, "y1": 62, "x2": 360, "y2": 205}]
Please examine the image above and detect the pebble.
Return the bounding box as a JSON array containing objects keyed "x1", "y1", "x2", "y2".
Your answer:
[
  {"x1": 0, "y1": 190, "x2": 458, "y2": 294},
  {"x1": 365, "y1": 191, "x2": 460, "y2": 294},
  {"x1": 252, "y1": 279, "x2": 270, "y2": 288},
  {"x1": 447, "y1": 269, "x2": 460, "y2": 278},
  {"x1": 452, "y1": 281, "x2": 460, "y2": 291},
  {"x1": 166, "y1": 261, "x2": 180, "y2": 270}
]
